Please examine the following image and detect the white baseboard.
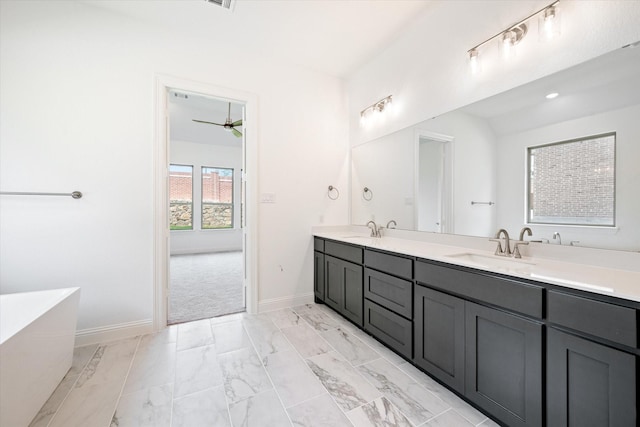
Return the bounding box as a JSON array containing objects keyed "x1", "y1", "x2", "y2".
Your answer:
[
  {"x1": 74, "y1": 319, "x2": 153, "y2": 347},
  {"x1": 258, "y1": 292, "x2": 315, "y2": 313}
]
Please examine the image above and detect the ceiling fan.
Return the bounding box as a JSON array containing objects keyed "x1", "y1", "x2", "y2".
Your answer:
[{"x1": 192, "y1": 102, "x2": 243, "y2": 138}]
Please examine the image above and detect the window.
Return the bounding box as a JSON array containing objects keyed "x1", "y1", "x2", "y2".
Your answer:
[
  {"x1": 202, "y1": 167, "x2": 233, "y2": 229},
  {"x1": 527, "y1": 133, "x2": 615, "y2": 226},
  {"x1": 169, "y1": 164, "x2": 193, "y2": 230}
]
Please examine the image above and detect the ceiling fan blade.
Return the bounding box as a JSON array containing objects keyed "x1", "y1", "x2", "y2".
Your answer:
[
  {"x1": 231, "y1": 119, "x2": 243, "y2": 127},
  {"x1": 192, "y1": 119, "x2": 224, "y2": 126},
  {"x1": 232, "y1": 128, "x2": 242, "y2": 138}
]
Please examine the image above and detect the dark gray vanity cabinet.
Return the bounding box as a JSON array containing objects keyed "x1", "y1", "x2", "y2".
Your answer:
[
  {"x1": 363, "y1": 249, "x2": 414, "y2": 359},
  {"x1": 313, "y1": 251, "x2": 324, "y2": 301},
  {"x1": 546, "y1": 290, "x2": 637, "y2": 426},
  {"x1": 322, "y1": 240, "x2": 364, "y2": 327},
  {"x1": 313, "y1": 236, "x2": 638, "y2": 427},
  {"x1": 415, "y1": 259, "x2": 544, "y2": 427},
  {"x1": 313, "y1": 238, "x2": 325, "y2": 302},
  {"x1": 465, "y1": 302, "x2": 543, "y2": 427},
  {"x1": 547, "y1": 328, "x2": 636, "y2": 427},
  {"x1": 413, "y1": 285, "x2": 465, "y2": 393}
]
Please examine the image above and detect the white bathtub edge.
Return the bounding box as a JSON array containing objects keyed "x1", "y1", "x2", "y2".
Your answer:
[{"x1": 75, "y1": 319, "x2": 153, "y2": 347}]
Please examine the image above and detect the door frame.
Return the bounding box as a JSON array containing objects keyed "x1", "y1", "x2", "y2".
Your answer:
[
  {"x1": 413, "y1": 129, "x2": 454, "y2": 234},
  {"x1": 153, "y1": 74, "x2": 258, "y2": 331}
]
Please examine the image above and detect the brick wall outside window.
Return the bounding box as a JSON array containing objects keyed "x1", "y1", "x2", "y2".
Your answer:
[
  {"x1": 529, "y1": 134, "x2": 615, "y2": 225},
  {"x1": 169, "y1": 172, "x2": 193, "y2": 202}
]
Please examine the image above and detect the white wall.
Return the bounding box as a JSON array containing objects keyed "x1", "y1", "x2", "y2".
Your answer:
[
  {"x1": 169, "y1": 139, "x2": 243, "y2": 255},
  {"x1": 348, "y1": 1, "x2": 640, "y2": 146},
  {"x1": 496, "y1": 103, "x2": 640, "y2": 251},
  {"x1": 0, "y1": 1, "x2": 349, "y2": 335}
]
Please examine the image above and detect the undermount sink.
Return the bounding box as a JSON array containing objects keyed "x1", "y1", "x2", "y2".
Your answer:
[{"x1": 445, "y1": 252, "x2": 535, "y2": 272}]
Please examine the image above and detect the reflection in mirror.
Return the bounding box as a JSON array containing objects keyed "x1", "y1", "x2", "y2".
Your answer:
[
  {"x1": 351, "y1": 43, "x2": 640, "y2": 251},
  {"x1": 416, "y1": 132, "x2": 453, "y2": 233},
  {"x1": 527, "y1": 133, "x2": 615, "y2": 226}
]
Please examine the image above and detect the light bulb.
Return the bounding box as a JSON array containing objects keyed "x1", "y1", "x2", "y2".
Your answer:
[
  {"x1": 539, "y1": 5, "x2": 560, "y2": 41},
  {"x1": 360, "y1": 112, "x2": 368, "y2": 128},
  {"x1": 469, "y1": 49, "x2": 481, "y2": 74},
  {"x1": 502, "y1": 31, "x2": 516, "y2": 60}
]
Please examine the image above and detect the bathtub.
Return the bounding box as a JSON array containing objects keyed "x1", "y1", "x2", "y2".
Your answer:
[{"x1": 0, "y1": 287, "x2": 80, "y2": 427}]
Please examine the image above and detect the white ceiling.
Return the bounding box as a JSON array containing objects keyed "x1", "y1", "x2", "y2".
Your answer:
[
  {"x1": 169, "y1": 90, "x2": 244, "y2": 146},
  {"x1": 81, "y1": 0, "x2": 432, "y2": 78}
]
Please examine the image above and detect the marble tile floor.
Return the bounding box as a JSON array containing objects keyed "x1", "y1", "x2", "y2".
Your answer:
[{"x1": 30, "y1": 303, "x2": 500, "y2": 427}]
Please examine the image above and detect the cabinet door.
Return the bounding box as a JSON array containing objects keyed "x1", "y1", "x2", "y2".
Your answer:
[
  {"x1": 465, "y1": 302, "x2": 542, "y2": 427},
  {"x1": 324, "y1": 255, "x2": 363, "y2": 326},
  {"x1": 414, "y1": 286, "x2": 465, "y2": 393},
  {"x1": 547, "y1": 328, "x2": 636, "y2": 427},
  {"x1": 342, "y1": 260, "x2": 363, "y2": 327},
  {"x1": 314, "y1": 251, "x2": 325, "y2": 301},
  {"x1": 324, "y1": 255, "x2": 343, "y2": 312}
]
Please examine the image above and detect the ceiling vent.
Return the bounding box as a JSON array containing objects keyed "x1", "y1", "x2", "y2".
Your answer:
[{"x1": 205, "y1": 0, "x2": 234, "y2": 11}]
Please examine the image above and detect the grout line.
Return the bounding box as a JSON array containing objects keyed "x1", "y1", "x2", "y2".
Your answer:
[
  {"x1": 264, "y1": 306, "x2": 357, "y2": 426},
  {"x1": 273, "y1": 307, "x2": 354, "y2": 425},
  {"x1": 43, "y1": 344, "x2": 101, "y2": 427},
  {"x1": 169, "y1": 328, "x2": 178, "y2": 427},
  {"x1": 108, "y1": 335, "x2": 143, "y2": 425},
  {"x1": 240, "y1": 321, "x2": 295, "y2": 426}
]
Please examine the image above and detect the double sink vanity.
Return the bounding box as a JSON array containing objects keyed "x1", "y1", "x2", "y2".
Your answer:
[{"x1": 312, "y1": 227, "x2": 639, "y2": 427}]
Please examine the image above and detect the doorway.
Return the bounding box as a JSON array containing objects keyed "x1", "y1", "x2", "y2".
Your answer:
[
  {"x1": 153, "y1": 75, "x2": 258, "y2": 331},
  {"x1": 167, "y1": 92, "x2": 245, "y2": 324},
  {"x1": 415, "y1": 131, "x2": 454, "y2": 233}
]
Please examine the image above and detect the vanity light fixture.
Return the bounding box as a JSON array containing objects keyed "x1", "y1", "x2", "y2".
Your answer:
[
  {"x1": 360, "y1": 95, "x2": 393, "y2": 126},
  {"x1": 467, "y1": 1, "x2": 560, "y2": 72}
]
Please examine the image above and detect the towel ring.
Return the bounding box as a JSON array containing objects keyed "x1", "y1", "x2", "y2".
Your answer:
[
  {"x1": 363, "y1": 187, "x2": 373, "y2": 201},
  {"x1": 328, "y1": 185, "x2": 340, "y2": 200}
]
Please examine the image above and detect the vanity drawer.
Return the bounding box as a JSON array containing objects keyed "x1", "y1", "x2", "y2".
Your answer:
[
  {"x1": 364, "y1": 268, "x2": 412, "y2": 319},
  {"x1": 365, "y1": 249, "x2": 413, "y2": 280},
  {"x1": 364, "y1": 299, "x2": 412, "y2": 359},
  {"x1": 548, "y1": 291, "x2": 637, "y2": 348},
  {"x1": 325, "y1": 240, "x2": 363, "y2": 264},
  {"x1": 314, "y1": 237, "x2": 325, "y2": 252},
  {"x1": 415, "y1": 260, "x2": 543, "y2": 318}
]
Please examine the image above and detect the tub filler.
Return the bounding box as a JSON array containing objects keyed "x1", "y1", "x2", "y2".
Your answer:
[{"x1": 0, "y1": 287, "x2": 80, "y2": 427}]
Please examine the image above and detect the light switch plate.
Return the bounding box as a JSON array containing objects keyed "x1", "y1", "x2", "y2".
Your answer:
[{"x1": 260, "y1": 193, "x2": 276, "y2": 203}]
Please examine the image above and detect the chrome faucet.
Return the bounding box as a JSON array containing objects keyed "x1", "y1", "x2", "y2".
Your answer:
[
  {"x1": 553, "y1": 232, "x2": 562, "y2": 245},
  {"x1": 492, "y1": 229, "x2": 512, "y2": 256},
  {"x1": 366, "y1": 220, "x2": 379, "y2": 238},
  {"x1": 386, "y1": 220, "x2": 397, "y2": 229}
]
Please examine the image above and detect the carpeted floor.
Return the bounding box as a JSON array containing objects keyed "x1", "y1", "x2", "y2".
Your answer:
[{"x1": 168, "y1": 251, "x2": 244, "y2": 325}]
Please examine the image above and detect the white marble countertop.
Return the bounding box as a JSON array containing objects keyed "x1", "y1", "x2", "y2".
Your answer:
[{"x1": 313, "y1": 229, "x2": 640, "y2": 304}]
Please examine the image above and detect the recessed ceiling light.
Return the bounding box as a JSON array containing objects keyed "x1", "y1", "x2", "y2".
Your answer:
[{"x1": 546, "y1": 92, "x2": 559, "y2": 99}]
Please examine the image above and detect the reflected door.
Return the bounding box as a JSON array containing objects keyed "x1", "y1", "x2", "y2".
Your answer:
[{"x1": 417, "y1": 136, "x2": 452, "y2": 233}]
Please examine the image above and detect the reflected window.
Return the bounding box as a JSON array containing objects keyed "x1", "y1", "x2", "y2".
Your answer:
[
  {"x1": 169, "y1": 164, "x2": 193, "y2": 230},
  {"x1": 527, "y1": 133, "x2": 615, "y2": 226},
  {"x1": 202, "y1": 167, "x2": 233, "y2": 229}
]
